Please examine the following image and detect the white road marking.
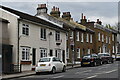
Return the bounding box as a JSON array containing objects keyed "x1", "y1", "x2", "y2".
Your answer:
[
  {"x1": 95, "y1": 69, "x2": 117, "y2": 75},
  {"x1": 86, "y1": 75, "x2": 97, "y2": 79},
  {"x1": 105, "y1": 69, "x2": 117, "y2": 74},
  {"x1": 53, "y1": 75, "x2": 64, "y2": 78},
  {"x1": 81, "y1": 75, "x2": 97, "y2": 80},
  {"x1": 75, "y1": 70, "x2": 92, "y2": 74}
]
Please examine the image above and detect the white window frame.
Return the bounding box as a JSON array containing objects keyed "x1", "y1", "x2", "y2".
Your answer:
[
  {"x1": 70, "y1": 31, "x2": 74, "y2": 39},
  {"x1": 113, "y1": 46, "x2": 115, "y2": 53},
  {"x1": 21, "y1": 47, "x2": 30, "y2": 61},
  {"x1": 90, "y1": 34, "x2": 92, "y2": 43},
  {"x1": 55, "y1": 49, "x2": 61, "y2": 59},
  {"x1": 112, "y1": 34, "x2": 114, "y2": 41},
  {"x1": 55, "y1": 31, "x2": 60, "y2": 41},
  {"x1": 77, "y1": 48, "x2": 80, "y2": 58},
  {"x1": 81, "y1": 33, "x2": 84, "y2": 42},
  {"x1": 86, "y1": 34, "x2": 89, "y2": 42},
  {"x1": 102, "y1": 34, "x2": 104, "y2": 42},
  {"x1": 41, "y1": 28, "x2": 46, "y2": 40},
  {"x1": 88, "y1": 49, "x2": 90, "y2": 54},
  {"x1": 76, "y1": 31, "x2": 79, "y2": 41},
  {"x1": 22, "y1": 24, "x2": 29, "y2": 36},
  {"x1": 98, "y1": 32, "x2": 100, "y2": 41},
  {"x1": 40, "y1": 48, "x2": 47, "y2": 58},
  {"x1": 106, "y1": 36, "x2": 108, "y2": 43}
]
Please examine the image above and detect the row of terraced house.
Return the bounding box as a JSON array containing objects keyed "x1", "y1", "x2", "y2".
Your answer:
[{"x1": 0, "y1": 4, "x2": 119, "y2": 73}]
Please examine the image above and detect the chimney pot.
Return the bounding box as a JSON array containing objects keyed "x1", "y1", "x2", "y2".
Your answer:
[
  {"x1": 84, "y1": 16, "x2": 86, "y2": 19},
  {"x1": 82, "y1": 13, "x2": 83, "y2": 19},
  {"x1": 97, "y1": 19, "x2": 99, "y2": 22}
]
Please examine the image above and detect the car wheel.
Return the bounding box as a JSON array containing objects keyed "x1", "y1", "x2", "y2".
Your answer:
[
  {"x1": 94, "y1": 62, "x2": 97, "y2": 66},
  {"x1": 51, "y1": 67, "x2": 56, "y2": 74},
  {"x1": 100, "y1": 61, "x2": 102, "y2": 65},
  {"x1": 111, "y1": 60, "x2": 114, "y2": 63},
  {"x1": 62, "y1": 66, "x2": 66, "y2": 72},
  {"x1": 91, "y1": 62, "x2": 96, "y2": 67}
]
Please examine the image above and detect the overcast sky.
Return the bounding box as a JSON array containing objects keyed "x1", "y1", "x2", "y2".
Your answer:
[{"x1": 1, "y1": 1, "x2": 119, "y2": 26}]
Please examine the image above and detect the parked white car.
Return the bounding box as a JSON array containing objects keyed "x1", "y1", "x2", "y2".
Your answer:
[
  {"x1": 116, "y1": 53, "x2": 120, "y2": 61},
  {"x1": 35, "y1": 57, "x2": 66, "y2": 74}
]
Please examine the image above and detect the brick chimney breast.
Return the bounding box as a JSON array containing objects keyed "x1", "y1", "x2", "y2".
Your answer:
[
  {"x1": 36, "y1": 4, "x2": 48, "y2": 15},
  {"x1": 96, "y1": 19, "x2": 102, "y2": 25},
  {"x1": 80, "y1": 13, "x2": 87, "y2": 24},
  {"x1": 62, "y1": 12, "x2": 71, "y2": 21},
  {"x1": 50, "y1": 6, "x2": 61, "y2": 18}
]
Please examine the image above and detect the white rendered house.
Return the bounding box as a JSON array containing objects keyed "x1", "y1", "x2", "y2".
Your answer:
[{"x1": 0, "y1": 5, "x2": 67, "y2": 71}]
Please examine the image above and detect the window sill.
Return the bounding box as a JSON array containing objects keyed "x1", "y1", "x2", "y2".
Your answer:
[
  {"x1": 41, "y1": 39, "x2": 47, "y2": 41},
  {"x1": 81, "y1": 41, "x2": 84, "y2": 43},
  {"x1": 20, "y1": 60, "x2": 32, "y2": 65},
  {"x1": 21, "y1": 34, "x2": 29, "y2": 37}
]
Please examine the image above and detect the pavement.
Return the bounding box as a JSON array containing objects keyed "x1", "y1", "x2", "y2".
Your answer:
[{"x1": 1, "y1": 64, "x2": 81, "y2": 80}]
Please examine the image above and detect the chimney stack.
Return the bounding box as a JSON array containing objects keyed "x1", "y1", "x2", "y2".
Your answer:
[
  {"x1": 62, "y1": 12, "x2": 71, "y2": 21},
  {"x1": 96, "y1": 19, "x2": 102, "y2": 25},
  {"x1": 36, "y1": 4, "x2": 48, "y2": 15},
  {"x1": 50, "y1": 6, "x2": 61, "y2": 18},
  {"x1": 80, "y1": 13, "x2": 87, "y2": 24}
]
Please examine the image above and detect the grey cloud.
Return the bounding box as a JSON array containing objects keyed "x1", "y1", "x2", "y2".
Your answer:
[{"x1": 2, "y1": 2, "x2": 118, "y2": 25}]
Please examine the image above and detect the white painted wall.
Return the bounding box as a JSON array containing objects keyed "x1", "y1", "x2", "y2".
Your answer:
[
  {"x1": 0, "y1": 9, "x2": 19, "y2": 64},
  {"x1": 0, "y1": 8, "x2": 66, "y2": 71}
]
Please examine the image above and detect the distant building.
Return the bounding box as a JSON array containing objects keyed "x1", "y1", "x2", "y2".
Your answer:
[{"x1": 80, "y1": 14, "x2": 118, "y2": 55}]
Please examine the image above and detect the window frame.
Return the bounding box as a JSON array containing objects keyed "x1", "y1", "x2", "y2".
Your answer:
[
  {"x1": 22, "y1": 24, "x2": 29, "y2": 36},
  {"x1": 77, "y1": 48, "x2": 80, "y2": 58},
  {"x1": 76, "y1": 31, "x2": 80, "y2": 41},
  {"x1": 86, "y1": 33, "x2": 89, "y2": 42},
  {"x1": 81, "y1": 33, "x2": 84, "y2": 42},
  {"x1": 98, "y1": 32, "x2": 100, "y2": 41},
  {"x1": 55, "y1": 31, "x2": 60, "y2": 41},
  {"x1": 40, "y1": 28, "x2": 46, "y2": 40},
  {"x1": 40, "y1": 48, "x2": 47, "y2": 58},
  {"x1": 90, "y1": 34, "x2": 92, "y2": 43},
  {"x1": 21, "y1": 47, "x2": 30, "y2": 61}
]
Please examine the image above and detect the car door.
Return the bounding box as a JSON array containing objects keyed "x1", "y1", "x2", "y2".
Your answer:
[
  {"x1": 55, "y1": 58, "x2": 63, "y2": 71},
  {"x1": 52, "y1": 57, "x2": 62, "y2": 71}
]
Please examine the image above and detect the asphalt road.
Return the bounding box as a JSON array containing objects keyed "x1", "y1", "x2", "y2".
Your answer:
[{"x1": 9, "y1": 61, "x2": 120, "y2": 80}]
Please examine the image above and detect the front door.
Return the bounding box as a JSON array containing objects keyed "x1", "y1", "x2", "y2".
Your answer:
[
  {"x1": 62, "y1": 50, "x2": 65, "y2": 63},
  {"x1": 50, "y1": 49, "x2": 53, "y2": 56},
  {"x1": 32, "y1": 48, "x2": 36, "y2": 65}
]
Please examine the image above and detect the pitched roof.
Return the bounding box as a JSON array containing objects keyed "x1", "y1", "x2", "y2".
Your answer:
[
  {"x1": 48, "y1": 14, "x2": 86, "y2": 31},
  {"x1": 1, "y1": 5, "x2": 67, "y2": 32}
]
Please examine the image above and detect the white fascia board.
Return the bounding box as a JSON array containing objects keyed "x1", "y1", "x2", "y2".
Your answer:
[{"x1": 0, "y1": 8, "x2": 20, "y2": 18}]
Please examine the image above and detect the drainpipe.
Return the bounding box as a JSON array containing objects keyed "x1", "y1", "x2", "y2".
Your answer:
[{"x1": 17, "y1": 19, "x2": 20, "y2": 66}]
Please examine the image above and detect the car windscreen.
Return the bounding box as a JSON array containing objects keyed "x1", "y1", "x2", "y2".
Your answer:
[
  {"x1": 83, "y1": 55, "x2": 91, "y2": 58},
  {"x1": 39, "y1": 58, "x2": 51, "y2": 62},
  {"x1": 98, "y1": 54, "x2": 110, "y2": 57}
]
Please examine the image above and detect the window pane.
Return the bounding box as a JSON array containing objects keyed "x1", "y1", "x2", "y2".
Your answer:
[
  {"x1": 41, "y1": 28, "x2": 43, "y2": 38},
  {"x1": 44, "y1": 29, "x2": 46, "y2": 39}
]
